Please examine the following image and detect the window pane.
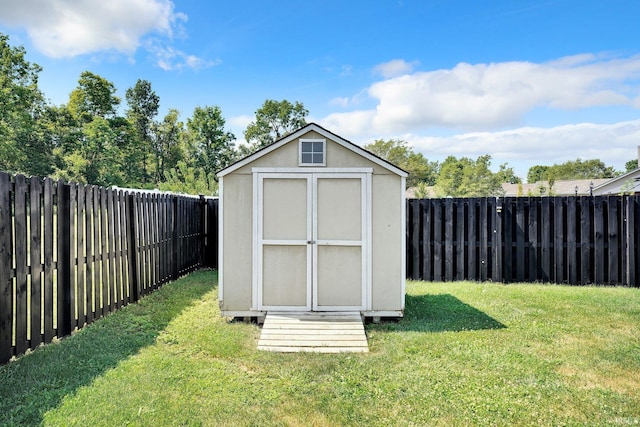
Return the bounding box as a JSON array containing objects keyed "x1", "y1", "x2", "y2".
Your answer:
[
  {"x1": 301, "y1": 141, "x2": 312, "y2": 153},
  {"x1": 313, "y1": 153, "x2": 324, "y2": 163},
  {"x1": 312, "y1": 141, "x2": 323, "y2": 153},
  {"x1": 301, "y1": 153, "x2": 313, "y2": 163}
]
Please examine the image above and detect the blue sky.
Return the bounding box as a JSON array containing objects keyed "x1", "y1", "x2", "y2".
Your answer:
[{"x1": 1, "y1": 0, "x2": 639, "y2": 181}]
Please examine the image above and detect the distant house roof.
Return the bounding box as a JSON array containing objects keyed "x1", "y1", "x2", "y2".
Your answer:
[
  {"x1": 592, "y1": 168, "x2": 640, "y2": 195},
  {"x1": 502, "y1": 179, "x2": 610, "y2": 196},
  {"x1": 406, "y1": 179, "x2": 613, "y2": 198}
]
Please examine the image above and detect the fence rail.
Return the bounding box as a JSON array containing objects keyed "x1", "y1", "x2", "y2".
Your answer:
[
  {"x1": 0, "y1": 171, "x2": 218, "y2": 364},
  {"x1": 407, "y1": 196, "x2": 640, "y2": 286}
]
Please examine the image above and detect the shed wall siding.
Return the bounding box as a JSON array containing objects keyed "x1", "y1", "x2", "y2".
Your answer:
[
  {"x1": 371, "y1": 173, "x2": 403, "y2": 310},
  {"x1": 220, "y1": 129, "x2": 404, "y2": 315},
  {"x1": 220, "y1": 173, "x2": 253, "y2": 311}
]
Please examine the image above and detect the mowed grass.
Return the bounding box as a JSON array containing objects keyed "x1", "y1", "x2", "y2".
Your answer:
[{"x1": 1, "y1": 270, "x2": 639, "y2": 426}]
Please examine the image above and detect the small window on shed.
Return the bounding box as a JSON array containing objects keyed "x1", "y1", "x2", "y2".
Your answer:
[{"x1": 299, "y1": 139, "x2": 326, "y2": 166}]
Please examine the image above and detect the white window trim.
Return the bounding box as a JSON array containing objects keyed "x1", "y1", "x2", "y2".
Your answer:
[{"x1": 299, "y1": 138, "x2": 326, "y2": 166}]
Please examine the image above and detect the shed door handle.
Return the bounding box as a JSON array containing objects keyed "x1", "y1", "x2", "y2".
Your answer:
[{"x1": 307, "y1": 240, "x2": 316, "y2": 244}]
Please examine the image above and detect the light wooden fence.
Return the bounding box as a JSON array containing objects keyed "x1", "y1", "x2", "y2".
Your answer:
[{"x1": 0, "y1": 172, "x2": 218, "y2": 364}]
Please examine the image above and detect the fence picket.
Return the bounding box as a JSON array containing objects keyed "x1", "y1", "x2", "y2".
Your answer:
[
  {"x1": 14, "y1": 175, "x2": 28, "y2": 355},
  {"x1": 0, "y1": 173, "x2": 13, "y2": 363},
  {"x1": 29, "y1": 177, "x2": 43, "y2": 349}
]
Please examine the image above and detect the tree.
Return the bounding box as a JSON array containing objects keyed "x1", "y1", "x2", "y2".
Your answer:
[
  {"x1": 364, "y1": 139, "x2": 439, "y2": 188},
  {"x1": 159, "y1": 160, "x2": 217, "y2": 196},
  {"x1": 243, "y1": 99, "x2": 308, "y2": 152},
  {"x1": 527, "y1": 158, "x2": 618, "y2": 183},
  {"x1": 186, "y1": 106, "x2": 235, "y2": 187},
  {"x1": 68, "y1": 71, "x2": 120, "y2": 122},
  {"x1": 151, "y1": 109, "x2": 187, "y2": 182},
  {"x1": 55, "y1": 117, "x2": 124, "y2": 186},
  {"x1": 434, "y1": 155, "x2": 506, "y2": 197},
  {"x1": 0, "y1": 33, "x2": 52, "y2": 175},
  {"x1": 126, "y1": 79, "x2": 160, "y2": 183},
  {"x1": 625, "y1": 159, "x2": 638, "y2": 172}
]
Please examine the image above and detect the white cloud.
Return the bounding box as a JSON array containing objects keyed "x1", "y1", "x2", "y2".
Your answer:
[
  {"x1": 373, "y1": 59, "x2": 418, "y2": 78},
  {"x1": 148, "y1": 43, "x2": 220, "y2": 71},
  {"x1": 403, "y1": 119, "x2": 640, "y2": 180},
  {"x1": 324, "y1": 54, "x2": 640, "y2": 135},
  {"x1": 0, "y1": 0, "x2": 214, "y2": 70}
]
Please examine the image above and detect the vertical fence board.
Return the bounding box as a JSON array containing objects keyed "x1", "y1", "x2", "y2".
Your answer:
[
  {"x1": 467, "y1": 199, "x2": 477, "y2": 280},
  {"x1": 432, "y1": 199, "x2": 443, "y2": 280},
  {"x1": 444, "y1": 198, "x2": 454, "y2": 281},
  {"x1": 29, "y1": 177, "x2": 43, "y2": 349},
  {"x1": 501, "y1": 198, "x2": 511, "y2": 282},
  {"x1": 421, "y1": 200, "x2": 431, "y2": 281},
  {"x1": 410, "y1": 199, "x2": 420, "y2": 279},
  {"x1": 85, "y1": 186, "x2": 94, "y2": 323},
  {"x1": 456, "y1": 199, "x2": 465, "y2": 280},
  {"x1": 42, "y1": 178, "x2": 54, "y2": 343},
  {"x1": 609, "y1": 197, "x2": 619, "y2": 285},
  {"x1": 0, "y1": 173, "x2": 13, "y2": 363},
  {"x1": 594, "y1": 197, "x2": 605, "y2": 284},
  {"x1": 57, "y1": 180, "x2": 72, "y2": 337},
  {"x1": 92, "y1": 186, "x2": 101, "y2": 319},
  {"x1": 528, "y1": 198, "x2": 539, "y2": 282},
  {"x1": 580, "y1": 197, "x2": 591, "y2": 284},
  {"x1": 567, "y1": 196, "x2": 577, "y2": 284},
  {"x1": 14, "y1": 175, "x2": 28, "y2": 354},
  {"x1": 76, "y1": 184, "x2": 85, "y2": 327},
  {"x1": 515, "y1": 197, "x2": 525, "y2": 282},
  {"x1": 107, "y1": 188, "x2": 116, "y2": 312},
  {"x1": 491, "y1": 198, "x2": 501, "y2": 282},
  {"x1": 554, "y1": 198, "x2": 565, "y2": 283},
  {"x1": 99, "y1": 187, "x2": 108, "y2": 316},
  {"x1": 627, "y1": 196, "x2": 636, "y2": 286}
]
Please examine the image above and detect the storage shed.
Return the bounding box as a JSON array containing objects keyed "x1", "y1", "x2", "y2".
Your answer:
[{"x1": 217, "y1": 123, "x2": 407, "y2": 319}]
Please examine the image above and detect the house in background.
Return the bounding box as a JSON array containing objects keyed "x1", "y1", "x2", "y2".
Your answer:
[{"x1": 502, "y1": 179, "x2": 610, "y2": 196}]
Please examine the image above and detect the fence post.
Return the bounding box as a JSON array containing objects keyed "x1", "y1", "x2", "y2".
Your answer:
[
  {"x1": 126, "y1": 193, "x2": 139, "y2": 302},
  {"x1": 56, "y1": 180, "x2": 72, "y2": 337}
]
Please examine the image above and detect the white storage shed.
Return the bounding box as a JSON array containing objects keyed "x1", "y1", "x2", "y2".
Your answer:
[{"x1": 217, "y1": 123, "x2": 407, "y2": 319}]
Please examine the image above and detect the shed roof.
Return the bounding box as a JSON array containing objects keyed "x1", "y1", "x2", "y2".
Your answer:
[{"x1": 217, "y1": 122, "x2": 408, "y2": 178}]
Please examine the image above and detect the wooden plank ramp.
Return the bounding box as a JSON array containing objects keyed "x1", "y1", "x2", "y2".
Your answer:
[{"x1": 257, "y1": 312, "x2": 368, "y2": 353}]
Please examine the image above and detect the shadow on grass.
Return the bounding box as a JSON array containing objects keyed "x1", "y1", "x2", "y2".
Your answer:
[
  {"x1": 368, "y1": 294, "x2": 506, "y2": 332},
  {"x1": 0, "y1": 269, "x2": 216, "y2": 426}
]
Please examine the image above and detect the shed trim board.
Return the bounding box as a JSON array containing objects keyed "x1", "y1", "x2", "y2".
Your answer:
[
  {"x1": 217, "y1": 123, "x2": 408, "y2": 178},
  {"x1": 253, "y1": 170, "x2": 371, "y2": 312}
]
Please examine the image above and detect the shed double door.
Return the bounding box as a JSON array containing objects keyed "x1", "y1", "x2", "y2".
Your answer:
[{"x1": 255, "y1": 172, "x2": 369, "y2": 311}]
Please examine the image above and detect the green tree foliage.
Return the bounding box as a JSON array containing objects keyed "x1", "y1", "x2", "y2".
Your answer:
[
  {"x1": 187, "y1": 105, "x2": 235, "y2": 185},
  {"x1": 55, "y1": 117, "x2": 125, "y2": 186},
  {"x1": 159, "y1": 160, "x2": 217, "y2": 196},
  {"x1": 434, "y1": 155, "x2": 507, "y2": 197},
  {"x1": 68, "y1": 71, "x2": 120, "y2": 122},
  {"x1": 243, "y1": 99, "x2": 307, "y2": 152},
  {"x1": 363, "y1": 139, "x2": 439, "y2": 188},
  {"x1": 527, "y1": 158, "x2": 618, "y2": 183},
  {"x1": 126, "y1": 79, "x2": 159, "y2": 183},
  {"x1": 625, "y1": 159, "x2": 638, "y2": 172},
  {"x1": 151, "y1": 109, "x2": 187, "y2": 183},
  {"x1": 0, "y1": 33, "x2": 54, "y2": 175}
]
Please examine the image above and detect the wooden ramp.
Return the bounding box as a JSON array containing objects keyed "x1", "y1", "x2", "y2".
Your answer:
[{"x1": 257, "y1": 312, "x2": 368, "y2": 353}]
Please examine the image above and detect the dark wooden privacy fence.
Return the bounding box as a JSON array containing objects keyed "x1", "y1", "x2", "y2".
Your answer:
[
  {"x1": 407, "y1": 196, "x2": 640, "y2": 287},
  {"x1": 0, "y1": 171, "x2": 218, "y2": 364}
]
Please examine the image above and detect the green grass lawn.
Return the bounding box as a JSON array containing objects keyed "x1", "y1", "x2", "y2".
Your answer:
[{"x1": 1, "y1": 270, "x2": 639, "y2": 426}]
